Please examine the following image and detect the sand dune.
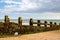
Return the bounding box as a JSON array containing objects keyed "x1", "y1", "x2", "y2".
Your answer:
[{"x1": 0, "y1": 30, "x2": 60, "y2": 40}]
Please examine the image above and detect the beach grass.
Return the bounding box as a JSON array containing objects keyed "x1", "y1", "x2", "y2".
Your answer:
[{"x1": 0, "y1": 26, "x2": 60, "y2": 38}]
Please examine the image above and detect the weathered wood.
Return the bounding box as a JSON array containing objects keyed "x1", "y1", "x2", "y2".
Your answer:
[
  {"x1": 37, "y1": 20, "x2": 40, "y2": 26},
  {"x1": 4, "y1": 15, "x2": 9, "y2": 23},
  {"x1": 4, "y1": 15, "x2": 10, "y2": 27},
  {"x1": 33, "y1": 22, "x2": 49, "y2": 25},
  {"x1": 54, "y1": 22, "x2": 57, "y2": 25},
  {"x1": 30, "y1": 18, "x2": 33, "y2": 26},
  {"x1": 18, "y1": 17, "x2": 22, "y2": 27},
  {"x1": 8, "y1": 18, "x2": 10, "y2": 22},
  {"x1": 53, "y1": 22, "x2": 57, "y2": 29},
  {"x1": 44, "y1": 21, "x2": 47, "y2": 27},
  {"x1": 50, "y1": 22, "x2": 53, "y2": 27}
]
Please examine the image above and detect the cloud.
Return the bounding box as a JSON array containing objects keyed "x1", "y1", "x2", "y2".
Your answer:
[
  {"x1": 18, "y1": 0, "x2": 60, "y2": 13},
  {"x1": 0, "y1": 0, "x2": 40, "y2": 13},
  {"x1": 0, "y1": 0, "x2": 60, "y2": 19},
  {"x1": 0, "y1": 0, "x2": 39, "y2": 14}
]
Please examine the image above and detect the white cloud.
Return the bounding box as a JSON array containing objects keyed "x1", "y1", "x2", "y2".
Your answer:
[
  {"x1": 0, "y1": 0, "x2": 23, "y2": 4},
  {"x1": 39, "y1": 0, "x2": 51, "y2": 3},
  {"x1": 0, "y1": 0, "x2": 39, "y2": 12},
  {"x1": 0, "y1": 0, "x2": 60, "y2": 18}
]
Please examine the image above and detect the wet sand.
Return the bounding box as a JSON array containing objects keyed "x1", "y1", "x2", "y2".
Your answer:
[{"x1": 0, "y1": 30, "x2": 60, "y2": 40}]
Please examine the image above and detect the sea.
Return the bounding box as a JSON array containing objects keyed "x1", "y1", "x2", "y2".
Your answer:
[{"x1": 0, "y1": 19, "x2": 60, "y2": 25}]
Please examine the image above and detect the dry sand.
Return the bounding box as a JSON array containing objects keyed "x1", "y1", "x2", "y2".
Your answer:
[{"x1": 0, "y1": 30, "x2": 60, "y2": 40}]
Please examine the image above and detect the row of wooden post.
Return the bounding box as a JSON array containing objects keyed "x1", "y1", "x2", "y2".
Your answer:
[
  {"x1": 4, "y1": 16, "x2": 22, "y2": 26},
  {"x1": 4, "y1": 16, "x2": 58, "y2": 27},
  {"x1": 29, "y1": 18, "x2": 58, "y2": 27}
]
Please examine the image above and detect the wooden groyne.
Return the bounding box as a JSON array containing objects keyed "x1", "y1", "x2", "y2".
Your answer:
[{"x1": 0, "y1": 15, "x2": 60, "y2": 34}]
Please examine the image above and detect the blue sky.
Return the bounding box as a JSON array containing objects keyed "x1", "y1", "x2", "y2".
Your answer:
[{"x1": 0, "y1": 0, "x2": 60, "y2": 19}]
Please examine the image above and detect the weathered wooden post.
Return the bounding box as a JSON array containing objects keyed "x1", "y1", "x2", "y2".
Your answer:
[
  {"x1": 37, "y1": 20, "x2": 40, "y2": 26},
  {"x1": 30, "y1": 18, "x2": 33, "y2": 26},
  {"x1": 4, "y1": 15, "x2": 10, "y2": 34},
  {"x1": 18, "y1": 17, "x2": 22, "y2": 27},
  {"x1": 4, "y1": 15, "x2": 10, "y2": 27},
  {"x1": 44, "y1": 21, "x2": 47, "y2": 31},
  {"x1": 50, "y1": 22, "x2": 53, "y2": 27},
  {"x1": 54, "y1": 22, "x2": 57, "y2": 29},
  {"x1": 44, "y1": 21, "x2": 47, "y2": 27},
  {"x1": 54, "y1": 22, "x2": 57, "y2": 25},
  {"x1": 8, "y1": 18, "x2": 10, "y2": 22},
  {"x1": 4, "y1": 15, "x2": 10, "y2": 23}
]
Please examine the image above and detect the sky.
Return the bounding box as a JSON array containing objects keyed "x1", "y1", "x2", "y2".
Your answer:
[{"x1": 0, "y1": 0, "x2": 60, "y2": 19}]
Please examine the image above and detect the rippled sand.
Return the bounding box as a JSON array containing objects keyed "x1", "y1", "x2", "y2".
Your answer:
[{"x1": 0, "y1": 30, "x2": 60, "y2": 40}]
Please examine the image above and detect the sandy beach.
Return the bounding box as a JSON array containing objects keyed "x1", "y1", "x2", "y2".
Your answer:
[{"x1": 0, "y1": 30, "x2": 60, "y2": 40}]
